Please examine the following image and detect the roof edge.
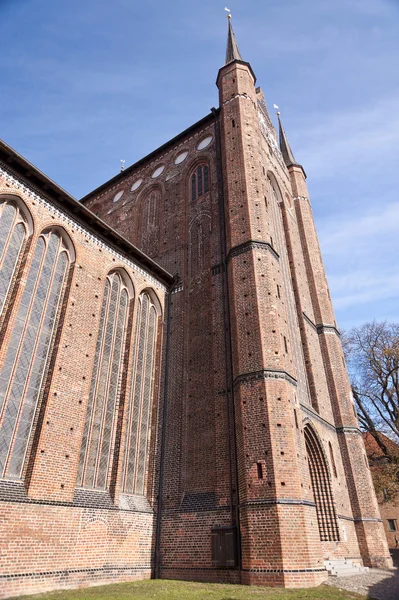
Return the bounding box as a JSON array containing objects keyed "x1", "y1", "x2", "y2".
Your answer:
[
  {"x1": 81, "y1": 110, "x2": 220, "y2": 204},
  {"x1": 0, "y1": 139, "x2": 174, "y2": 288}
]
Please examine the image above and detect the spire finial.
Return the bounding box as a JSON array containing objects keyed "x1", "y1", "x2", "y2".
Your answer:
[{"x1": 225, "y1": 9, "x2": 243, "y2": 65}]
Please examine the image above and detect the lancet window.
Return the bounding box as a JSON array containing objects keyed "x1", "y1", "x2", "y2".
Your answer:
[
  {"x1": 77, "y1": 271, "x2": 131, "y2": 490},
  {"x1": 0, "y1": 230, "x2": 71, "y2": 479},
  {"x1": 0, "y1": 199, "x2": 29, "y2": 319},
  {"x1": 191, "y1": 164, "x2": 209, "y2": 201},
  {"x1": 305, "y1": 426, "x2": 340, "y2": 542},
  {"x1": 122, "y1": 292, "x2": 158, "y2": 495}
]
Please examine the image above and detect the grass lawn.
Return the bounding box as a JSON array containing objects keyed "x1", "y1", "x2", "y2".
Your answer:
[{"x1": 11, "y1": 579, "x2": 364, "y2": 600}]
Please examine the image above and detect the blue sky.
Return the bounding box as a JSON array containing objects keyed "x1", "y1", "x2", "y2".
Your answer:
[{"x1": 1, "y1": 0, "x2": 398, "y2": 331}]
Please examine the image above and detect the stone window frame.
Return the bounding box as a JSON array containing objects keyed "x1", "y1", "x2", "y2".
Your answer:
[
  {"x1": 0, "y1": 195, "x2": 33, "y2": 326},
  {"x1": 121, "y1": 289, "x2": 162, "y2": 497},
  {"x1": 0, "y1": 226, "x2": 74, "y2": 481},
  {"x1": 77, "y1": 269, "x2": 134, "y2": 491}
]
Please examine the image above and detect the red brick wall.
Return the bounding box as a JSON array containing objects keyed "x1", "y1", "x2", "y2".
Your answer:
[
  {"x1": 81, "y1": 58, "x2": 392, "y2": 589},
  {"x1": 0, "y1": 168, "x2": 167, "y2": 598},
  {"x1": 0, "y1": 52, "x2": 392, "y2": 597}
]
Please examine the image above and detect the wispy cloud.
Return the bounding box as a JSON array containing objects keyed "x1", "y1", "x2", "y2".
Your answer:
[
  {"x1": 330, "y1": 271, "x2": 399, "y2": 310},
  {"x1": 298, "y1": 96, "x2": 399, "y2": 178},
  {"x1": 319, "y1": 202, "x2": 399, "y2": 255}
]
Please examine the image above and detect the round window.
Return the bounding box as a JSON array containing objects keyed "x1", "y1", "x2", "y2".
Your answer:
[
  {"x1": 113, "y1": 190, "x2": 124, "y2": 203},
  {"x1": 131, "y1": 179, "x2": 143, "y2": 191},
  {"x1": 174, "y1": 151, "x2": 188, "y2": 165},
  {"x1": 197, "y1": 135, "x2": 213, "y2": 150},
  {"x1": 151, "y1": 165, "x2": 165, "y2": 178}
]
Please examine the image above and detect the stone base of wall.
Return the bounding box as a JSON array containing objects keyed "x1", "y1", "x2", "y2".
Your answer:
[
  {"x1": 160, "y1": 568, "x2": 240, "y2": 585},
  {"x1": 159, "y1": 568, "x2": 327, "y2": 588},
  {"x1": 241, "y1": 569, "x2": 328, "y2": 588},
  {"x1": 0, "y1": 568, "x2": 151, "y2": 600},
  {"x1": 0, "y1": 500, "x2": 155, "y2": 599}
]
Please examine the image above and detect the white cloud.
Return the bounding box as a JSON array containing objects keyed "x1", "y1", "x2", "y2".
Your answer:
[
  {"x1": 299, "y1": 96, "x2": 399, "y2": 178},
  {"x1": 319, "y1": 202, "x2": 399, "y2": 256},
  {"x1": 316, "y1": 201, "x2": 399, "y2": 317},
  {"x1": 329, "y1": 270, "x2": 399, "y2": 309}
]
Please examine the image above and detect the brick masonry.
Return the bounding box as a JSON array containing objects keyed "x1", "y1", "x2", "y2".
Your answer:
[{"x1": 0, "y1": 29, "x2": 393, "y2": 598}]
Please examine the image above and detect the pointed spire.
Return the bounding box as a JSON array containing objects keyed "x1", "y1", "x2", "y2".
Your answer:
[
  {"x1": 225, "y1": 15, "x2": 243, "y2": 65},
  {"x1": 277, "y1": 112, "x2": 304, "y2": 174}
]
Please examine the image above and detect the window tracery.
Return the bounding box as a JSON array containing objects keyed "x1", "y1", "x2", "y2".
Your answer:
[
  {"x1": 191, "y1": 164, "x2": 209, "y2": 201},
  {"x1": 122, "y1": 291, "x2": 158, "y2": 495},
  {"x1": 0, "y1": 199, "x2": 29, "y2": 319},
  {"x1": 77, "y1": 271, "x2": 131, "y2": 490},
  {"x1": 0, "y1": 229, "x2": 71, "y2": 479}
]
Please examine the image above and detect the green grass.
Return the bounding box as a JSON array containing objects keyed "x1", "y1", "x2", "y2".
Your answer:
[{"x1": 12, "y1": 579, "x2": 363, "y2": 600}]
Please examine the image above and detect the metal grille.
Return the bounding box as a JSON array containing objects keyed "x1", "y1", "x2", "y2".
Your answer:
[
  {"x1": 305, "y1": 426, "x2": 340, "y2": 542},
  {"x1": 0, "y1": 202, "x2": 27, "y2": 317},
  {"x1": 0, "y1": 232, "x2": 69, "y2": 479},
  {"x1": 78, "y1": 272, "x2": 129, "y2": 490}
]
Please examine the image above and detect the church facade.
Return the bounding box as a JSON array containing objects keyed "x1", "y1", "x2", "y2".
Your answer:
[{"x1": 0, "y1": 19, "x2": 392, "y2": 597}]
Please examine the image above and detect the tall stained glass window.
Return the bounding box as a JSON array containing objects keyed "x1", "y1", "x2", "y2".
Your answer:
[
  {"x1": 0, "y1": 199, "x2": 28, "y2": 319},
  {"x1": 0, "y1": 230, "x2": 70, "y2": 479},
  {"x1": 122, "y1": 292, "x2": 158, "y2": 495},
  {"x1": 77, "y1": 271, "x2": 131, "y2": 490}
]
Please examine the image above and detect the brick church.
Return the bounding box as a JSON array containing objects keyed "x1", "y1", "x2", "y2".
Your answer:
[{"x1": 0, "y1": 17, "x2": 392, "y2": 597}]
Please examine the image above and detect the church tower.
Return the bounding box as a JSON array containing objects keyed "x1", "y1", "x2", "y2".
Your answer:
[
  {"x1": 215, "y1": 15, "x2": 391, "y2": 585},
  {"x1": 79, "y1": 14, "x2": 392, "y2": 590},
  {"x1": 0, "y1": 14, "x2": 394, "y2": 598}
]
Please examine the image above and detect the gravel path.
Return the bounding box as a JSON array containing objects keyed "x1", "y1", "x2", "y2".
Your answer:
[{"x1": 326, "y1": 568, "x2": 399, "y2": 600}]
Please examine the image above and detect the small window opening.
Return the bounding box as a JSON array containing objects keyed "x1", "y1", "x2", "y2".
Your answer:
[
  {"x1": 383, "y1": 488, "x2": 390, "y2": 501},
  {"x1": 388, "y1": 519, "x2": 397, "y2": 532},
  {"x1": 283, "y1": 336, "x2": 288, "y2": 353},
  {"x1": 277, "y1": 285, "x2": 281, "y2": 299},
  {"x1": 232, "y1": 119, "x2": 235, "y2": 128},
  {"x1": 257, "y1": 462, "x2": 263, "y2": 479},
  {"x1": 294, "y1": 409, "x2": 299, "y2": 429},
  {"x1": 270, "y1": 236, "x2": 274, "y2": 248}
]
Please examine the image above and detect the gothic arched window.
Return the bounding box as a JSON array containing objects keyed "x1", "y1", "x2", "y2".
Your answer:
[
  {"x1": 191, "y1": 164, "x2": 209, "y2": 201},
  {"x1": 0, "y1": 199, "x2": 30, "y2": 319},
  {"x1": 122, "y1": 291, "x2": 159, "y2": 495},
  {"x1": 0, "y1": 229, "x2": 71, "y2": 479},
  {"x1": 304, "y1": 426, "x2": 340, "y2": 542},
  {"x1": 77, "y1": 271, "x2": 132, "y2": 490}
]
